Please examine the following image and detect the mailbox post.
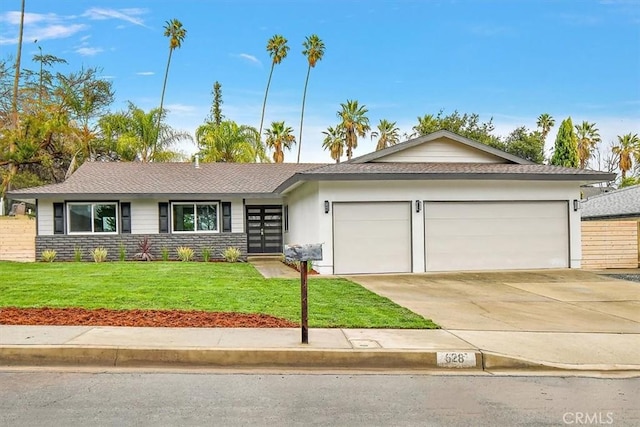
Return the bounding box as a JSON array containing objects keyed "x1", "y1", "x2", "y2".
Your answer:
[{"x1": 284, "y1": 243, "x2": 323, "y2": 344}]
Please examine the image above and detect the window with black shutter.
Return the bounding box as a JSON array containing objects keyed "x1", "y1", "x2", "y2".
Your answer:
[
  {"x1": 53, "y1": 203, "x2": 64, "y2": 234},
  {"x1": 222, "y1": 202, "x2": 232, "y2": 232},
  {"x1": 159, "y1": 202, "x2": 169, "y2": 233},
  {"x1": 120, "y1": 202, "x2": 131, "y2": 234}
]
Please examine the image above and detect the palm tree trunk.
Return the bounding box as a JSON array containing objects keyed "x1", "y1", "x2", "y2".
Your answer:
[
  {"x1": 3, "y1": 0, "x2": 26, "y2": 200},
  {"x1": 297, "y1": 65, "x2": 311, "y2": 163},
  {"x1": 258, "y1": 63, "x2": 275, "y2": 143},
  {"x1": 155, "y1": 48, "x2": 173, "y2": 161}
]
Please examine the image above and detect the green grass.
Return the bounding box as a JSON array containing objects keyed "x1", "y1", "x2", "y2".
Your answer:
[{"x1": 0, "y1": 261, "x2": 437, "y2": 329}]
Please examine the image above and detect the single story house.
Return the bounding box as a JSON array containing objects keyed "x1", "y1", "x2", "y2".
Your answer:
[{"x1": 9, "y1": 130, "x2": 614, "y2": 274}]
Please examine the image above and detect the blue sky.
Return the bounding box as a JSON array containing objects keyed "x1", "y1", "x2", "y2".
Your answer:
[{"x1": 1, "y1": 0, "x2": 639, "y2": 164}]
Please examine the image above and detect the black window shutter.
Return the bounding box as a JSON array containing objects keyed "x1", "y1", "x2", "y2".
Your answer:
[
  {"x1": 159, "y1": 203, "x2": 169, "y2": 233},
  {"x1": 120, "y1": 202, "x2": 131, "y2": 234},
  {"x1": 53, "y1": 203, "x2": 64, "y2": 234},
  {"x1": 222, "y1": 202, "x2": 232, "y2": 232}
]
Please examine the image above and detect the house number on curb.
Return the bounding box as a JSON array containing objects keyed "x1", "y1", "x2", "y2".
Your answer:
[{"x1": 436, "y1": 352, "x2": 476, "y2": 368}]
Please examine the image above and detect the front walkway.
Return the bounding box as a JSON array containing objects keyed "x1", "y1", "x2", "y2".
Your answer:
[{"x1": 248, "y1": 257, "x2": 299, "y2": 279}]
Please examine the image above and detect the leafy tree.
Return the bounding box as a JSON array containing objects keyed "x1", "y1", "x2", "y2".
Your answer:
[
  {"x1": 536, "y1": 113, "x2": 555, "y2": 142},
  {"x1": 258, "y1": 34, "x2": 289, "y2": 142},
  {"x1": 297, "y1": 34, "x2": 325, "y2": 163},
  {"x1": 612, "y1": 133, "x2": 640, "y2": 179},
  {"x1": 371, "y1": 119, "x2": 400, "y2": 151},
  {"x1": 1, "y1": 59, "x2": 114, "y2": 192},
  {"x1": 619, "y1": 176, "x2": 640, "y2": 188},
  {"x1": 209, "y1": 81, "x2": 223, "y2": 126},
  {"x1": 264, "y1": 121, "x2": 295, "y2": 163},
  {"x1": 156, "y1": 19, "x2": 187, "y2": 155},
  {"x1": 196, "y1": 120, "x2": 266, "y2": 163},
  {"x1": 502, "y1": 127, "x2": 545, "y2": 164},
  {"x1": 338, "y1": 100, "x2": 370, "y2": 160},
  {"x1": 575, "y1": 121, "x2": 601, "y2": 169},
  {"x1": 411, "y1": 110, "x2": 501, "y2": 148},
  {"x1": 550, "y1": 117, "x2": 579, "y2": 167},
  {"x1": 99, "y1": 102, "x2": 190, "y2": 162},
  {"x1": 322, "y1": 125, "x2": 344, "y2": 163}
]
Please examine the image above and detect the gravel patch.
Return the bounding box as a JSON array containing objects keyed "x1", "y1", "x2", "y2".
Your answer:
[{"x1": 602, "y1": 274, "x2": 640, "y2": 283}]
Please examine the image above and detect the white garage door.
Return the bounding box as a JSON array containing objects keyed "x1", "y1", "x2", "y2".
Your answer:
[
  {"x1": 425, "y1": 201, "x2": 569, "y2": 271},
  {"x1": 333, "y1": 202, "x2": 412, "y2": 274}
]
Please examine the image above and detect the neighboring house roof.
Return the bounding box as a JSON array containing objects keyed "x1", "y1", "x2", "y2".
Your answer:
[
  {"x1": 9, "y1": 162, "x2": 323, "y2": 199},
  {"x1": 275, "y1": 162, "x2": 616, "y2": 193},
  {"x1": 349, "y1": 130, "x2": 532, "y2": 165},
  {"x1": 580, "y1": 185, "x2": 640, "y2": 219},
  {"x1": 581, "y1": 185, "x2": 616, "y2": 199}
]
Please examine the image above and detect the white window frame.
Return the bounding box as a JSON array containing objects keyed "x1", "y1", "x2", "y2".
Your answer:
[
  {"x1": 171, "y1": 202, "x2": 220, "y2": 233},
  {"x1": 67, "y1": 202, "x2": 119, "y2": 235}
]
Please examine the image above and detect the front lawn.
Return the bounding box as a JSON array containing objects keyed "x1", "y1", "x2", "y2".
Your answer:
[{"x1": 0, "y1": 262, "x2": 437, "y2": 329}]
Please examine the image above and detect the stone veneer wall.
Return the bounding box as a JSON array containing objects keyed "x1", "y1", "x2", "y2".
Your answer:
[{"x1": 36, "y1": 233, "x2": 247, "y2": 262}]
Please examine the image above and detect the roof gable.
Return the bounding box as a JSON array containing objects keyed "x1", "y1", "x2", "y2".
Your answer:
[{"x1": 350, "y1": 130, "x2": 532, "y2": 165}]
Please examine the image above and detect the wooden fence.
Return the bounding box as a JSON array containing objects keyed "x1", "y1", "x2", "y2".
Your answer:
[
  {"x1": 581, "y1": 220, "x2": 639, "y2": 269},
  {"x1": 0, "y1": 216, "x2": 36, "y2": 262}
]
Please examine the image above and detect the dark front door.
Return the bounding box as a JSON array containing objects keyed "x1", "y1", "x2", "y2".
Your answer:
[{"x1": 246, "y1": 205, "x2": 283, "y2": 254}]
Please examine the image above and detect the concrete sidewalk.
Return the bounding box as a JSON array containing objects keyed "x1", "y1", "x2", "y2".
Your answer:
[{"x1": 1, "y1": 325, "x2": 639, "y2": 372}]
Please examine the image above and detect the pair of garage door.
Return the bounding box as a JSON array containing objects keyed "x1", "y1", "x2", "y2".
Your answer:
[{"x1": 333, "y1": 201, "x2": 569, "y2": 274}]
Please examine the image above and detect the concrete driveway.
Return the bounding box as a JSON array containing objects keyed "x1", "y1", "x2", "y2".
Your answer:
[{"x1": 349, "y1": 270, "x2": 640, "y2": 333}]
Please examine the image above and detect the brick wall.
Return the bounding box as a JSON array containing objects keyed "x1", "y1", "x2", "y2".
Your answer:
[{"x1": 36, "y1": 233, "x2": 247, "y2": 262}]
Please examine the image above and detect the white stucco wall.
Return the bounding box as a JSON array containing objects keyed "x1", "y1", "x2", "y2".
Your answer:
[
  {"x1": 283, "y1": 182, "x2": 323, "y2": 267},
  {"x1": 296, "y1": 180, "x2": 582, "y2": 274}
]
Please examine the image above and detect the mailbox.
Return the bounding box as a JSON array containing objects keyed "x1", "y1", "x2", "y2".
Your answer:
[{"x1": 284, "y1": 243, "x2": 323, "y2": 262}]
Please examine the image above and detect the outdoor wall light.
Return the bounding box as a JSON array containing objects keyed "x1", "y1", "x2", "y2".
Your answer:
[
  {"x1": 573, "y1": 199, "x2": 579, "y2": 211},
  {"x1": 324, "y1": 200, "x2": 330, "y2": 214},
  {"x1": 415, "y1": 200, "x2": 421, "y2": 213}
]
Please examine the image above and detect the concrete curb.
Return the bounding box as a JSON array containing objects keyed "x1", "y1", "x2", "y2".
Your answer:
[
  {"x1": 0, "y1": 346, "x2": 483, "y2": 370},
  {"x1": 2, "y1": 346, "x2": 639, "y2": 372}
]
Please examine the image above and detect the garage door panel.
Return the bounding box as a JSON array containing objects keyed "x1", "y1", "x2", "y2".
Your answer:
[
  {"x1": 334, "y1": 202, "x2": 411, "y2": 275},
  {"x1": 425, "y1": 201, "x2": 569, "y2": 271}
]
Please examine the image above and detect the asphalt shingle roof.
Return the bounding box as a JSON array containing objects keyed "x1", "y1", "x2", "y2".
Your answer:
[
  {"x1": 580, "y1": 185, "x2": 640, "y2": 219},
  {"x1": 9, "y1": 162, "x2": 324, "y2": 198}
]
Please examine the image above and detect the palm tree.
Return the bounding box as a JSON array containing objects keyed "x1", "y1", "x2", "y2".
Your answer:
[
  {"x1": 612, "y1": 133, "x2": 640, "y2": 179},
  {"x1": 338, "y1": 100, "x2": 370, "y2": 160},
  {"x1": 258, "y1": 35, "x2": 289, "y2": 142},
  {"x1": 322, "y1": 125, "x2": 344, "y2": 163},
  {"x1": 297, "y1": 34, "x2": 325, "y2": 163},
  {"x1": 575, "y1": 121, "x2": 601, "y2": 168},
  {"x1": 264, "y1": 121, "x2": 296, "y2": 163},
  {"x1": 371, "y1": 119, "x2": 400, "y2": 151},
  {"x1": 536, "y1": 113, "x2": 555, "y2": 142},
  {"x1": 155, "y1": 19, "x2": 186, "y2": 156},
  {"x1": 196, "y1": 120, "x2": 266, "y2": 163},
  {"x1": 99, "y1": 102, "x2": 190, "y2": 162}
]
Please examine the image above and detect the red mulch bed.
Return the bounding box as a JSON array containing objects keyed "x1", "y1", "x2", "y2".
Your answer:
[{"x1": 0, "y1": 307, "x2": 298, "y2": 328}]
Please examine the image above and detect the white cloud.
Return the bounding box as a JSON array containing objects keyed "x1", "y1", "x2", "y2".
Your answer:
[
  {"x1": 136, "y1": 71, "x2": 155, "y2": 76},
  {"x1": 0, "y1": 23, "x2": 87, "y2": 45},
  {"x1": 233, "y1": 53, "x2": 262, "y2": 66},
  {"x1": 75, "y1": 46, "x2": 103, "y2": 56},
  {"x1": 83, "y1": 7, "x2": 147, "y2": 27},
  {"x1": 165, "y1": 104, "x2": 198, "y2": 114}
]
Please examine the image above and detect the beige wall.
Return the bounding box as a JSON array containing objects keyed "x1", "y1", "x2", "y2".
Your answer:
[
  {"x1": 0, "y1": 216, "x2": 36, "y2": 262},
  {"x1": 581, "y1": 220, "x2": 639, "y2": 269}
]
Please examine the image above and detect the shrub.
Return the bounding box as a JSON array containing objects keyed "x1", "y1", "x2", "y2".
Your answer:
[
  {"x1": 73, "y1": 247, "x2": 83, "y2": 262},
  {"x1": 176, "y1": 246, "x2": 194, "y2": 262},
  {"x1": 201, "y1": 247, "x2": 211, "y2": 262},
  {"x1": 118, "y1": 242, "x2": 127, "y2": 261},
  {"x1": 41, "y1": 249, "x2": 57, "y2": 263},
  {"x1": 91, "y1": 247, "x2": 108, "y2": 263},
  {"x1": 221, "y1": 247, "x2": 242, "y2": 263},
  {"x1": 161, "y1": 246, "x2": 169, "y2": 261},
  {"x1": 135, "y1": 236, "x2": 154, "y2": 261}
]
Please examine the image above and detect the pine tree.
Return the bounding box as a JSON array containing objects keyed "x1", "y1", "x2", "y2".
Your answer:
[
  {"x1": 210, "y1": 81, "x2": 223, "y2": 126},
  {"x1": 550, "y1": 117, "x2": 579, "y2": 167}
]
